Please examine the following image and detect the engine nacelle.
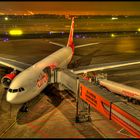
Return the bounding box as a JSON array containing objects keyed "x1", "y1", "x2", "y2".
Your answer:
[{"x1": 1, "y1": 72, "x2": 17, "y2": 88}]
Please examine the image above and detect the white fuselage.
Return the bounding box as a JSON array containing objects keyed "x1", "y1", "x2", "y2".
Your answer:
[
  {"x1": 6, "y1": 47, "x2": 73, "y2": 104},
  {"x1": 99, "y1": 79, "x2": 140, "y2": 100}
]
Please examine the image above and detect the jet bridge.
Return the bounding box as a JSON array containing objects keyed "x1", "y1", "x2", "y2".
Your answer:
[
  {"x1": 49, "y1": 68, "x2": 90, "y2": 122},
  {"x1": 50, "y1": 68, "x2": 140, "y2": 138}
]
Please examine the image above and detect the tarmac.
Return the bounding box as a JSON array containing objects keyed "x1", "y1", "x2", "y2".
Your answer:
[
  {"x1": 0, "y1": 34, "x2": 140, "y2": 138},
  {"x1": 0, "y1": 85, "x2": 134, "y2": 138}
]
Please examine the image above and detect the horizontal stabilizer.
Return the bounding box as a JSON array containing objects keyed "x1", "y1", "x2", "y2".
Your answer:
[
  {"x1": 49, "y1": 41, "x2": 65, "y2": 48},
  {"x1": 49, "y1": 41, "x2": 100, "y2": 49},
  {"x1": 75, "y1": 42, "x2": 100, "y2": 49}
]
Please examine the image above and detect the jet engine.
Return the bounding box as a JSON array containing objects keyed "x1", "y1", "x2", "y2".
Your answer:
[{"x1": 1, "y1": 71, "x2": 17, "y2": 88}]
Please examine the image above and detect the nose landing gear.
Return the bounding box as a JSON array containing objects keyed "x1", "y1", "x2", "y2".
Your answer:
[{"x1": 20, "y1": 103, "x2": 28, "y2": 112}]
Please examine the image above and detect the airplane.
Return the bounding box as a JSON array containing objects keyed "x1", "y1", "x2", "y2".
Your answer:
[
  {"x1": 0, "y1": 17, "x2": 99, "y2": 105},
  {"x1": 0, "y1": 17, "x2": 140, "y2": 106}
]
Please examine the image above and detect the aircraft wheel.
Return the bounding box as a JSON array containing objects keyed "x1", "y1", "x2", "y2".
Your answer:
[{"x1": 20, "y1": 105, "x2": 29, "y2": 112}]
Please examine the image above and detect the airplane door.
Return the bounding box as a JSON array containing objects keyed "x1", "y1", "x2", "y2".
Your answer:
[{"x1": 42, "y1": 66, "x2": 51, "y2": 83}]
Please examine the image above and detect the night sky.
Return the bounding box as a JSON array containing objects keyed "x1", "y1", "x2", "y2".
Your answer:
[{"x1": 0, "y1": 2, "x2": 140, "y2": 15}]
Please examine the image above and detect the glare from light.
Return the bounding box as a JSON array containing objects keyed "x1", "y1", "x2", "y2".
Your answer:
[
  {"x1": 111, "y1": 33, "x2": 115, "y2": 38},
  {"x1": 5, "y1": 17, "x2": 8, "y2": 21},
  {"x1": 27, "y1": 10, "x2": 34, "y2": 15},
  {"x1": 137, "y1": 28, "x2": 140, "y2": 32},
  {"x1": 3, "y1": 37, "x2": 9, "y2": 42},
  {"x1": 0, "y1": 12, "x2": 4, "y2": 15},
  {"x1": 111, "y1": 17, "x2": 118, "y2": 20},
  {"x1": 9, "y1": 29, "x2": 23, "y2": 36}
]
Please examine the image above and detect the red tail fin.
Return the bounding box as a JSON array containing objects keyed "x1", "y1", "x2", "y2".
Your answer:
[{"x1": 67, "y1": 17, "x2": 74, "y2": 54}]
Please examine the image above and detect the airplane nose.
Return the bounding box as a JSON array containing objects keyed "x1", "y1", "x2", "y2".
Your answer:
[{"x1": 6, "y1": 92, "x2": 18, "y2": 104}]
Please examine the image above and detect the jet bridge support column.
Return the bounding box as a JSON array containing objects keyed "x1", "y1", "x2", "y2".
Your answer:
[
  {"x1": 53, "y1": 68, "x2": 58, "y2": 83},
  {"x1": 75, "y1": 77, "x2": 91, "y2": 123},
  {"x1": 53, "y1": 68, "x2": 67, "y2": 91}
]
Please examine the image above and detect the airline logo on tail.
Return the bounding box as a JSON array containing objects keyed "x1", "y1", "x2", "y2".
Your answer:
[{"x1": 67, "y1": 17, "x2": 74, "y2": 54}]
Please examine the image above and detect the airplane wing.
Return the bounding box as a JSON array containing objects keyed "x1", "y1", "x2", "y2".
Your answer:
[
  {"x1": 49, "y1": 41, "x2": 100, "y2": 49},
  {"x1": 0, "y1": 57, "x2": 31, "y2": 71},
  {"x1": 72, "y1": 60, "x2": 140, "y2": 74}
]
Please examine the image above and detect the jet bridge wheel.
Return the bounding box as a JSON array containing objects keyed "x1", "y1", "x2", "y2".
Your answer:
[
  {"x1": 127, "y1": 97, "x2": 132, "y2": 102},
  {"x1": 132, "y1": 99, "x2": 139, "y2": 105}
]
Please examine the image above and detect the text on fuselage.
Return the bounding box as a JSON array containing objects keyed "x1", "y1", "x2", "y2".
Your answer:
[{"x1": 37, "y1": 73, "x2": 48, "y2": 88}]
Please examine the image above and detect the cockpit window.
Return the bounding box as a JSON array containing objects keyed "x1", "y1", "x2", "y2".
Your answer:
[
  {"x1": 13, "y1": 89, "x2": 18, "y2": 93},
  {"x1": 19, "y1": 88, "x2": 22, "y2": 92},
  {"x1": 9, "y1": 89, "x2": 12, "y2": 92},
  {"x1": 20, "y1": 87, "x2": 24, "y2": 91},
  {"x1": 8, "y1": 87, "x2": 25, "y2": 93}
]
